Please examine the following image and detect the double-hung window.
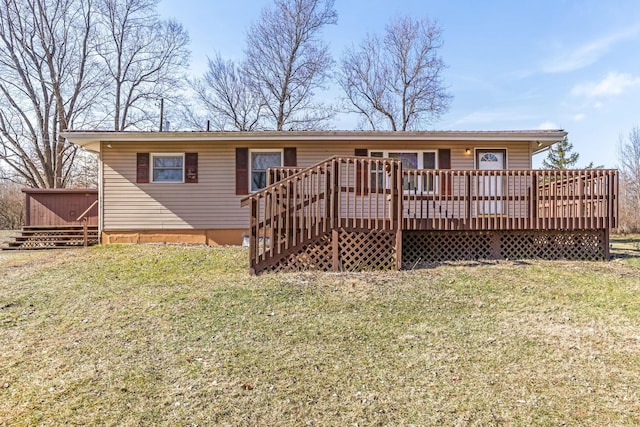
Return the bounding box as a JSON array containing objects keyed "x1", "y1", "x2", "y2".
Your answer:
[
  {"x1": 250, "y1": 150, "x2": 283, "y2": 191},
  {"x1": 151, "y1": 153, "x2": 184, "y2": 183},
  {"x1": 369, "y1": 150, "x2": 438, "y2": 193}
]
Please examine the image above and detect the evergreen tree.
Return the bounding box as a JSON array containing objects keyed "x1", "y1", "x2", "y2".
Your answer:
[{"x1": 542, "y1": 137, "x2": 580, "y2": 169}]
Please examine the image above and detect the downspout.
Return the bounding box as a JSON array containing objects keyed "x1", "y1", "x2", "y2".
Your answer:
[{"x1": 99, "y1": 141, "x2": 105, "y2": 243}]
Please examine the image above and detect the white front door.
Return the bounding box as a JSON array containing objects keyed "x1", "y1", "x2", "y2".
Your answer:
[{"x1": 476, "y1": 150, "x2": 506, "y2": 215}]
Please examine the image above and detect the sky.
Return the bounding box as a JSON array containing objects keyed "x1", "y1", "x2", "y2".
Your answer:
[{"x1": 156, "y1": 0, "x2": 640, "y2": 168}]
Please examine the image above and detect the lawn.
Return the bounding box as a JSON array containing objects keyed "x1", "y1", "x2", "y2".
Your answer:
[{"x1": 1, "y1": 237, "x2": 639, "y2": 426}]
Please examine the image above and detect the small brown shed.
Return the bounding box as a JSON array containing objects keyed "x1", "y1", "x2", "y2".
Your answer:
[{"x1": 23, "y1": 188, "x2": 98, "y2": 227}]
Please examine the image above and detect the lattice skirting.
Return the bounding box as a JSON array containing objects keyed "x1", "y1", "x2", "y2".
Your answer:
[
  {"x1": 253, "y1": 228, "x2": 397, "y2": 274},
  {"x1": 254, "y1": 232, "x2": 335, "y2": 274},
  {"x1": 337, "y1": 228, "x2": 396, "y2": 272},
  {"x1": 402, "y1": 229, "x2": 608, "y2": 266}
]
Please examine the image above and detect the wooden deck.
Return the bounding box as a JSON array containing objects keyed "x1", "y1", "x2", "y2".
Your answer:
[
  {"x1": 2, "y1": 189, "x2": 100, "y2": 251},
  {"x1": 243, "y1": 157, "x2": 618, "y2": 274}
]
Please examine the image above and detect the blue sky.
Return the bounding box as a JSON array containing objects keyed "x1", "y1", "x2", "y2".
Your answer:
[{"x1": 157, "y1": 0, "x2": 640, "y2": 168}]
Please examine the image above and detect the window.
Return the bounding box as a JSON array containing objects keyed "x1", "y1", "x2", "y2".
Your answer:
[
  {"x1": 250, "y1": 150, "x2": 282, "y2": 191},
  {"x1": 370, "y1": 150, "x2": 438, "y2": 192},
  {"x1": 480, "y1": 153, "x2": 498, "y2": 162},
  {"x1": 151, "y1": 154, "x2": 184, "y2": 183},
  {"x1": 423, "y1": 152, "x2": 436, "y2": 192}
]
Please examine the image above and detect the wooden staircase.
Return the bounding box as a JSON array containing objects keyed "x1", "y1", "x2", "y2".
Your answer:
[
  {"x1": 241, "y1": 156, "x2": 403, "y2": 274},
  {"x1": 2, "y1": 225, "x2": 99, "y2": 250}
]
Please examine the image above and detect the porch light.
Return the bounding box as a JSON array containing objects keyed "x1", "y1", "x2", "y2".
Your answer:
[{"x1": 465, "y1": 148, "x2": 471, "y2": 154}]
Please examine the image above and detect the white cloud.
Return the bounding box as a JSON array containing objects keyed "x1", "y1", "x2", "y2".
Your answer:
[
  {"x1": 572, "y1": 113, "x2": 586, "y2": 121},
  {"x1": 571, "y1": 72, "x2": 640, "y2": 97},
  {"x1": 542, "y1": 26, "x2": 640, "y2": 73},
  {"x1": 538, "y1": 121, "x2": 560, "y2": 130}
]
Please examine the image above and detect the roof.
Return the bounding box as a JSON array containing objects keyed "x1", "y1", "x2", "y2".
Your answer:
[
  {"x1": 61, "y1": 129, "x2": 567, "y2": 155},
  {"x1": 22, "y1": 188, "x2": 98, "y2": 194}
]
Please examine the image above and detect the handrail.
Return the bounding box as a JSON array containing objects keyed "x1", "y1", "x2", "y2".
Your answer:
[
  {"x1": 75, "y1": 199, "x2": 98, "y2": 222},
  {"x1": 240, "y1": 155, "x2": 341, "y2": 206},
  {"x1": 240, "y1": 155, "x2": 394, "y2": 205},
  {"x1": 267, "y1": 167, "x2": 304, "y2": 187},
  {"x1": 75, "y1": 199, "x2": 98, "y2": 247}
]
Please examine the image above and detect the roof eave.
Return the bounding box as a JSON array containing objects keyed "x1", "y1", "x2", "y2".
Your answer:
[{"x1": 61, "y1": 129, "x2": 568, "y2": 153}]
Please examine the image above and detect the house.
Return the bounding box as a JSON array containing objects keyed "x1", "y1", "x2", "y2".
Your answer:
[{"x1": 62, "y1": 130, "x2": 618, "y2": 273}]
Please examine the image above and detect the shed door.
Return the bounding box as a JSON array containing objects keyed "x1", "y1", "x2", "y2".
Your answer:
[{"x1": 476, "y1": 150, "x2": 506, "y2": 215}]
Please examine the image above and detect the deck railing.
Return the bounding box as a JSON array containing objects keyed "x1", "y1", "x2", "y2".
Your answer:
[
  {"x1": 241, "y1": 156, "x2": 402, "y2": 272},
  {"x1": 267, "y1": 167, "x2": 304, "y2": 186},
  {"x1": 243, "y1": 157, "x2": 618, "y2": 272},
  {"x1": 402, "y1": 168, "x2": 618, "y2": 231}
]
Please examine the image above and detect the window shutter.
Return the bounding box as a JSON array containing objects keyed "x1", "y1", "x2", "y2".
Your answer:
[
  {"x1": 236, "y1": 148, "x2": 249, "y2": 195},
  {"x1": 185, "y1": 152, "x2": 198, "y2": 183},
  {"x1": 438, "y1": 149, "x2": 452, "y2": 195},
  {"x1": 354, "y1": 148, "x2": 369, "y2": 195},
  {"x1": 283, "y1": 147, "x2": 297, "y2": 167},
  {"x1": 136, "y1": 153, "x2": 149, "y2": 183}
]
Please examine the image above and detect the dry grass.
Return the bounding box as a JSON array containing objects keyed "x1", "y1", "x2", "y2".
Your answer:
[
  {"x1": 1, "y1": 238, "x2": 639, "y2": 426},
  {"x1": 0, "y1": 230, "x2": 15, "y2": 246}
]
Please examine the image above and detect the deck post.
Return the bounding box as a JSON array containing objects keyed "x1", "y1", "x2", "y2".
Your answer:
[
  {"x1": 393, "y1": 161, "x2": 403, "y2": 269},
  {"x1": 395, "y1": 230, "x2": 403, "y2": 270},
  {"x1": 466, "y1": 173, "x2": 472, "y2": 228},
  {"x1": 250, "y1": 199, "x2": 258, "y2": 273},
  {"x1": 490, "y1": 232, "x2": 502, "y2": 259},
  {"x1": 530, "y1": 172, "x2": 537, "y2": 230},
  {"x1": 332, "y1": 228, "x2": 340, "y2": 272},
  {"x1": 332, "y1": 159, "x2": 340, "y2": 229}
]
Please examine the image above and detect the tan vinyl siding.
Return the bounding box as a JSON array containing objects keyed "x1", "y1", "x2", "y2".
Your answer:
[
  {"x1": 297, "y1": 141, "x2": 531, "y2": 169},
  {"x1": 101, "y1": 139, "x2": 533, "y2": 231},
  {"x1": 103, "y1": 142, "x2": 240, "y2": 230}
]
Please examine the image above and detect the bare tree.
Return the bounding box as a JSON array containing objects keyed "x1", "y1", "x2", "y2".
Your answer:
[
  {"x1": 67, "y1": 151, "x2": 99, "y2": 188},
  {"x1": 0, "y1": 178, "x2": 24, "y2": 229},
  {"x1": 96, "y1": 0, "x2": 190, "y2": 131},
  {"x1": 0, "y1": 0, "x2": 190, "y2": 189},
  {"x1": 191, "y1": 55, "x2": 264, "y2": 131},
  {"x1": 0, "y1": 0, "x2": 103, "y2": 188},
  {"x1": 243, "y1": 0, "x2": 337, "y2": 130},
  {"x1": 618, "y1": 127, "x2": 640, "y2": 232},
  {"x1": 339, "y1": 16, "x2": 452, "y2": 131}
]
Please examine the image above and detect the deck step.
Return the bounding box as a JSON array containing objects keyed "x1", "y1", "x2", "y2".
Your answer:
[
  {"x1": 14, "y1": 229, "x2": 99, "y2": 234},
  {"x1": 13, "y1": 233, "x2": 98, "y2": 240},
  {"x1": 2, "y1": 226, "x2": 99, "y2": 250},
  {"x1": 2, "y1": 244, "x2": 94, "y2": 251},
  {"x1": 23, "y1": 225, "x2": 91, "y2": 229}
]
